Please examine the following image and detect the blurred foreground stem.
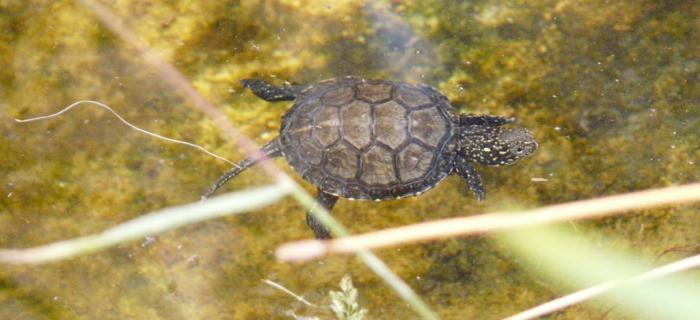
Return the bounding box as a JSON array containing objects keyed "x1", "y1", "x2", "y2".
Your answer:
[
  {"x1": 500, "y1": 227, "x2": 700, "y2": 319},
  {"x1": 0, "y1": 185, "x2": 289, "y2": 265}
]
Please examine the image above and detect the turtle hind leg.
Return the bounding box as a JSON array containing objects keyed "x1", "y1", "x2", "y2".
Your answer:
[
  {"x1": 306, "y1": 190, "x2": 339, "y2": 239},
  {"x1": 202, "y1": 138, "x2": 282, "y2": 199},
  {"x1": 240, "y1": 79, "x2": 304, "y2": 102},
  {"x1": 454, "y1": 155, "x2": 485, "y2": 202}
]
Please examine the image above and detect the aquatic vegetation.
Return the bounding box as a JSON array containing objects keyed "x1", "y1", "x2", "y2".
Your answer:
[{"x1": 330, "y1": 275, "x2": 368, "y2": 320}]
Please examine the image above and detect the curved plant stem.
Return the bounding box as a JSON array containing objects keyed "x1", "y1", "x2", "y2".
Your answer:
[{"x1": 15, "y1": 100, "x2": 235, "y2": 165}]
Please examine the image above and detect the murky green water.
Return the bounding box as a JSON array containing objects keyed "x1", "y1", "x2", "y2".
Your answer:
[{"x1": 1, "y1": 1, "x2": 698, "y2": 319}]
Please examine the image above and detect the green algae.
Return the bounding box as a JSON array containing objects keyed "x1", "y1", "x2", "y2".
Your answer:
[{"x1": 1, "y1": 0, "x2": 699, "y2": 319}]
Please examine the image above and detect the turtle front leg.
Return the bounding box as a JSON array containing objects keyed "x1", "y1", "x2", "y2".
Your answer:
[
  {"x1": 202, "y1": 138, "x2": 282, "y2": 198},
  {"x1": 306, "y1": 190, "x2": 339, "y2": 239},
  {"x1": 240, "y1": 79, "x2": 305, "y2": 102},
  {"x1": 459, "y1": 114, "x2": 515, "y2": 127},
  {"x1": 454, "y1": 155, "x2": 485, "y2": 202}
]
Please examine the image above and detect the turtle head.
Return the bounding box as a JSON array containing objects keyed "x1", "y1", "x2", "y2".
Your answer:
[{"x1": 459, "y1": 125, "x2": 538, "y2": 166}]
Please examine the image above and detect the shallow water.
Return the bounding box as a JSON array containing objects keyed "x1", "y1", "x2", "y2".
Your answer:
[{"x1": 1, "y1": 1, "x2": 699, "y2": 319}]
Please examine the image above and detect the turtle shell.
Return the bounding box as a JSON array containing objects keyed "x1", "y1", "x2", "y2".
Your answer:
[{"x1": 280, "y1": 77, "x2": 458, "y2": 200}]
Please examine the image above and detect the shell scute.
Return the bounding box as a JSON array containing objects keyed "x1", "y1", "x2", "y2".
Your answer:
[
  {"x1": 313, "y1": 106, "x2": 340, "y2": 147},
  {"x1": 357, "y1": 82, "x2": 393, "y2": 103},
  {"x1": 341, "y1": 100, "x2": 372, "y2": 149},
  {"x1": 395, "y1": 85, "x2": 432, "y2": 109},
  {"x1": 410, "y1": 108, "x2": 448, "y2": 147},
  {"x1": 323, "y1": 142, "x2": 359, "y2": 179},
  {"x1": 299, "y1": 138, "x2": 323, "y2": 165},
  {"x1": 322, "y1": 86, "x2": 355, "y2": 106},
  {"x1": 397, "y1": 143, "x2": 434, "y2": 182},
  {"x1": 361, "y1": 145, "x2": 398, "y2": 185},
  {"x1": 374, "y1": 101, "x2": 408, "y2": 149}
]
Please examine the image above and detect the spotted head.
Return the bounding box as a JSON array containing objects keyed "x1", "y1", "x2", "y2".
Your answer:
[{"x1": 459, "y1": 124, "x2": 538, "y2": 166}]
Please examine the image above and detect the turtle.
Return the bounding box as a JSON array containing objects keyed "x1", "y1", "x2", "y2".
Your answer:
[{"x1": 203, "y1": 76, "x2": 538, "y2": 239}]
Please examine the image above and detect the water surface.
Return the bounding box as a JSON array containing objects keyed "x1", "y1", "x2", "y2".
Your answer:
[{"x1": 1, "y1": 1, "x2": 698, "y2": 319}]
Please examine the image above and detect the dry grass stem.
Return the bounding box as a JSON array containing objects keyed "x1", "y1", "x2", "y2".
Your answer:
[
  {"x1": 263, "y1": 279, "x2": 318, "y2": 307},
  {"x1": 276, "y1": 183, "x2": 700, "y2": 262}
]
